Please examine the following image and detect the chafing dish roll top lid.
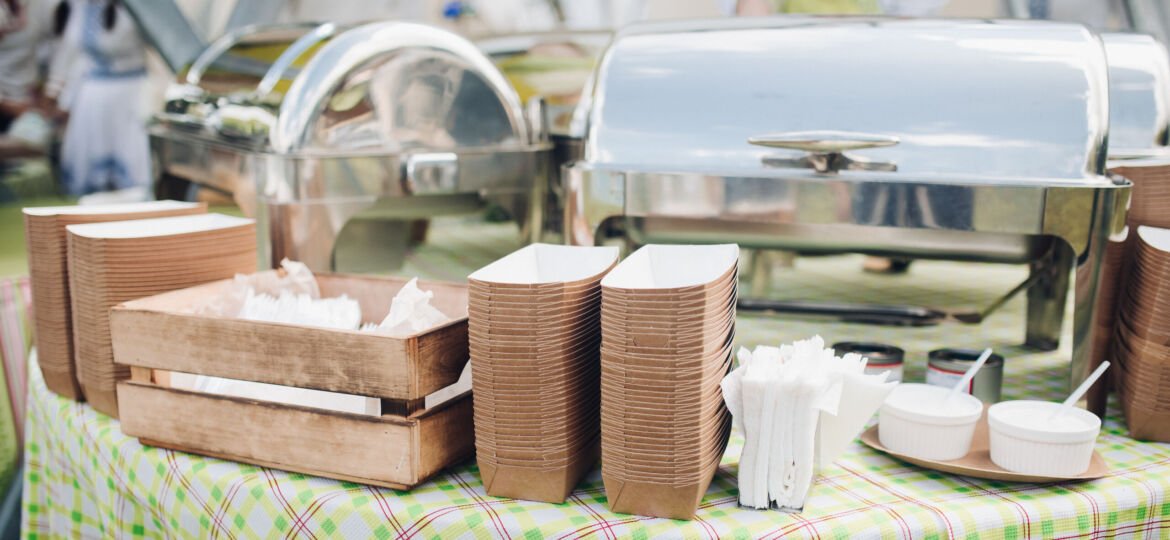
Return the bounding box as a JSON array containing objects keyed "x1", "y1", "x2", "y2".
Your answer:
[
  {"x1": 565, "y1": 16, "x2": 1130, "y2": 394},
  {"x1": 579, "y1": 17, "x2": 1110, "y2": 181},
  {"x1": 567, "y1": 16, "x2": 1130, "y2": 259},
  {"x1": 261, "y1": 21, "x2": 545, "y2": 199},
  {"x1": 164, "y1": 23, "x2": 320, "y2": 119},
  {"x1": 1102, "y1": 32, "x2": 1170, "y2": 158}
]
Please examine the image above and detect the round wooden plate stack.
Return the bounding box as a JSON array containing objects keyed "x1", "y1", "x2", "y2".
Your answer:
[{"x1": 66, "y1": 213, "x2": 257, "y2": 418}]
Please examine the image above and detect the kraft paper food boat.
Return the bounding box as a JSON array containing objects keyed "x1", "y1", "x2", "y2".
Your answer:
[
  {"x1": 110, "y1": 270, "x2": 475, "y2": 490},
  {"x1": 1080, "y1": 227, "x2": 1129, "y2": 414},
  {"x1": 1112, "y1": 226, "x2": 1170, "y2": 442},
  {"x1": 468, "y1": 243, "x2": 619, "y2": 504},
  {"x1": 599, "y1": 244, "x2": 737, "y2": 520},
  {"x1": 22, "y1": 201, "x2": 207, "y2": 400},
  {"x1": 66, "y1": 213, "x2": 256, "y2": 418}
]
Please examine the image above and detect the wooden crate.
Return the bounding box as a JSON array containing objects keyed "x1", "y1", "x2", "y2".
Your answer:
[{"x1": 111, "y1": 272, "x2": 474, "y2": 490}]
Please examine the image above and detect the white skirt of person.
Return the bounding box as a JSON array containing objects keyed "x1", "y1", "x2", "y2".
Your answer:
[{"x1": 60, "y1": 73, "x2": 151, "y2": 196}]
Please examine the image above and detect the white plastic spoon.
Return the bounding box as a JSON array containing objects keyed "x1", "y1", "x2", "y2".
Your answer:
[
  {"x1": 1049, "y1": 361, "x2": 1111, "y2": 422},
  {"x1": 945, "y1": 348, "x2": 993, "y2": 405}
]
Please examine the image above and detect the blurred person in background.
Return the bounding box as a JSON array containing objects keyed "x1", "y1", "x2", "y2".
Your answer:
[
  {"x1": 0, "y1": 0, "x2": 52, "y2": 131},
  {"x1": 47, "y1": 0, "x2": 149, "y2": 196}
]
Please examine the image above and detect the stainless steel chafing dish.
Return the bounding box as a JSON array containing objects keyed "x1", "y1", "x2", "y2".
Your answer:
[
  {"x1": 151, "y1": 21, "x2": 550, "y2": 272},
  {"x1": 478, "y1": 30, "x2": 612, "y2": 240},
  {"x1": 564, "y1": 17, "x2": 1131, "y2": 391},
  {"x1": 1102, "y1": 32, "x2": 1170, "y2": 159}
]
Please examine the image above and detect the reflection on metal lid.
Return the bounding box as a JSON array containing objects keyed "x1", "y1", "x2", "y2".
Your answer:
[
  {"x1": 272, "y1": 21, "x2": 531, "y2": 154},
  {"x1": 581, "y1": 16, "x2": 1110, "y2": 182},
  {"x1": 1102, "y1": 32, "x2": 1170, "y2": 154},
  {"x1": 183, "y1": 23, "x2": 319, "y2": 95}
]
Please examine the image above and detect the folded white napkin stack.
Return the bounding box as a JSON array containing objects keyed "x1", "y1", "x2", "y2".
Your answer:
[{"x1": 721, "y1": 336, "x2": 897, "y2": 510}]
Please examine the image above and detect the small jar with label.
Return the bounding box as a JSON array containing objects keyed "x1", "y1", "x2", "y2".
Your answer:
[
  {"x1": 832, "y1": 342, "x2": 904, "y2": 382},
  {"x1": 925, "y1": 348, "x2": 1005, "y2": 403}
]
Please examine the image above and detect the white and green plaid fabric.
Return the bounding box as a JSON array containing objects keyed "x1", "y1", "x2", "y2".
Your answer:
[{"x1": 21, "y1": 218, "x2": 1170, "y2": 538}]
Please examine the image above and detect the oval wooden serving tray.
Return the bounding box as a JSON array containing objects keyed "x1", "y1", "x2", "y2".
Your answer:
[{"x1": 860, "y1": 406, "x2": 1109, "y2": 483}]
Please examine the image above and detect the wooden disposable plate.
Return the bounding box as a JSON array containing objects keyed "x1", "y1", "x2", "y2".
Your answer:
[{"x1": 860, "y1": 407, "x2": 1108, "y2": 483}]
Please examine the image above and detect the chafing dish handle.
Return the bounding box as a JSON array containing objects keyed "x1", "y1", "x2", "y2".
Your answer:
[{"x1": 748, "y1": 130, "x2": 899, "y2": 174}]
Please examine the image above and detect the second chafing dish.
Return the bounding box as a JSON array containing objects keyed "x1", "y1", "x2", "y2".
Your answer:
[
  {"x1": 564, "y1": 16, "x2": 1130, "y2": 393},
  {"x1": 151, "y1": 21, "x2": 551, "y2": 272}
]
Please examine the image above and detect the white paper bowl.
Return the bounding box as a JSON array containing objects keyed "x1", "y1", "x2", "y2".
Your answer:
[
  {"x1": 879, "y1": 383, "x2": 983, "y2": 461},
  {"x1": 987, "y1": 400, "x2": 1101, "y2": 477}
]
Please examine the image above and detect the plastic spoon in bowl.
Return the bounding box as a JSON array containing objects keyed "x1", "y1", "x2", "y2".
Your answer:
[
  {"x1": 1049, "y1": 361, "x2": 1111, "y2": 422},
  {"x1": 945, "y1": 347, "x2": 992, "y2": 405}
]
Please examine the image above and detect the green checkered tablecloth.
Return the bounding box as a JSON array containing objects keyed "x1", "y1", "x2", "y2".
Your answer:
[{"x1": 21, "y1": 218, "x2": 1170, "y2": 539}]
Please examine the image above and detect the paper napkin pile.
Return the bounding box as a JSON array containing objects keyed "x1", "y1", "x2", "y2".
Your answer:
[{"x1": 721, "y1": 336, "x2": 897, "y2": 510}]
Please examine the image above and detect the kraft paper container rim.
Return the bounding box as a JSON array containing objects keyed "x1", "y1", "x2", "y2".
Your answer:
[
  {"x1": 471, "y1": 360, "x2": 600, "y2": 379},
  {"x1": 599, "y1": 303, "x2": 735, "y2": 324},
  {"x1": 469, "y1": 340, "x2": 601, "y2": 359},
  {"x1": 474, "y1": 405, "x2": 599, "y2": 425},
  {"x1": 601, "y1": 276, "x2": 738, "y2": 305},
  {"x1": 468, "y1": 320, "x2": 600, "y2": 340},
  {"x1": 600, "y1": 244, "x2": 738, "y2": 293},
  {"x1": 471, "y1": 361, "x2": 600, "y2": 380},
  {"x1": 599, "y1": 315, "x2": 735, "y2": 341},
  {"x1": 468, "y1": 310, "x2": 601, "y2": 331},
  {"x1": 64, "y1": 213, "x2": 253, "y2": 239},
  {"x1": 23, "y1": 200, "x2": 203, "y2": 217},
  {"x1": 468, "y1": 292, "x2": 602, "y2": 312},
  {"x1": 475, "y1": 425, "x2": 600, "y2": 448},
  {"x1": 468, "y1": 278, "x2": 604, "y2": 296},
  {"x1": 599, "y1": 295, "x2": 736, "y2": 316},
  {"x1": 600, "y1": 355, "x2": 732, "y2": 381},
  {"x1": 600, "y1": 362, "x2": 731, "y2": 385},
  {"x1": 600, "y1": 372, "x2": 728, "y2": 397},
  {"x1": 470, "y1": 288, "x2": 602, "y2": 303},
  {"x1": 599, "y1": 334, "x2": 734, "y2": 361},
  {"x1": 598, "y1": 333, "x2": 734, "y2": 354},
  {"x1": 474, "y1": 414, "x2": 599, "y2": 433},
  {"x1": 601, "y1": 277, "x2": 738, "y2": 303},
  {"x1": 475, "y1": 376, "x2": 600, "y2": 396},
  {"x1": 468, "y1": 243, "x2": 618, "y2": 288},
  {"x1": 475, "y1": 419, "x2": 600, "y2": 440},
  {"x1": 601, "y1": 400, "x2": 729, "y2": 425},
  {"x1": 600, "y1": 417, "x2": 730, "y2": 443}
]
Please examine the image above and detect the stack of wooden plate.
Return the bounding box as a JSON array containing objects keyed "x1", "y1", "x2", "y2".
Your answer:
[
  {"x1": 467, "y1": 244, "x2": 618, "y2": 503},
  {"x1": 1113, "y1": 225, "x2": 1170, "y2": 442},
  {"x1": 22, "y1": 201, "x2": 206, "y2": 400},
  {"x1": 598, "y1": 244, "x2": 737, "y2": 520},
  {"x1": 1109, "y1": 160, "x2": 1170, "y2": 228},
  {"x1": 66, "y1": 213, "x2": 257, "y2": 418}
]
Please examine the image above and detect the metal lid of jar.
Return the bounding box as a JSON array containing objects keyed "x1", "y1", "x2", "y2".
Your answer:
[
  {"x1": 831, "y1": 342, "x2": 904, "y2": 366},
  {"x1": 928, "y1": 348, "x2": 1005, "y2": 369}
]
